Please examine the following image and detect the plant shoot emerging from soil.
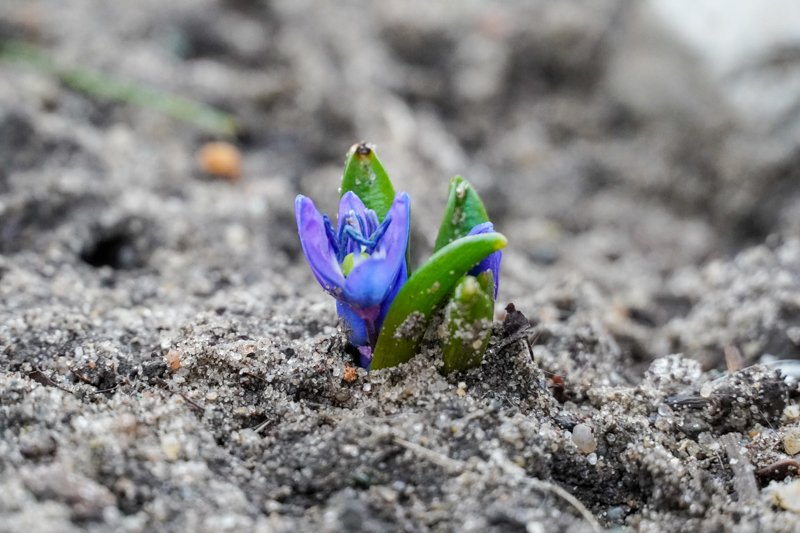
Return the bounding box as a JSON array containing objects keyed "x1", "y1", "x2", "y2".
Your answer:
[
  {"x1": 296, "y1": 143, "x2": 506, "y2": 370},
  {"x1": 295, "y1": 191, "x2": 410, "y2": 367}
]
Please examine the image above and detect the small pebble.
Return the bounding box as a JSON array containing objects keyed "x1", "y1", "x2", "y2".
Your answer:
[
  {"x1": 161, "y1": 434, "x2": 181, "y2": 461},
  {"x1": 785, "y1": 404, "x2": 800, "y2": 421},
  {"x1": 784, "y1": 428, "x2": 800, "y2": 455},
  {"x1": 342, "y1": 366, "x2": 358, "y2": 383},
  {"x1": 771, "y1": 479, "x2": 800, "y2": 513},
  {"x1": 572, "y1": 423, "x2": 597, "y2": 454},
  {"x1": 165, "y1": 349, "x2": 181, "y2": 372},
  {"x1": 197, "y1": 141, "x2": 242, "y2": 182},
  {"x1": 606, "y1": 506, "x2": 626, "y2": 521}
]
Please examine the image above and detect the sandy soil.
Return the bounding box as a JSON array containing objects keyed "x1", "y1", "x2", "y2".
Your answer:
[{"x1": 2, "y1": 1, "x2": 800, "y2": 531}]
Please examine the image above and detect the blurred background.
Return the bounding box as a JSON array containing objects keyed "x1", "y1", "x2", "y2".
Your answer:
[{"x1": 2, "y1": 0, "x2": 800, "y2": 374}]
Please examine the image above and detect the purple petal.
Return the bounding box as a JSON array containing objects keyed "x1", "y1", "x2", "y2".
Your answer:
[
  {"x1": 467, "y1": 222, "x2": 501, "y2": 298},
  {"x1": 378, "y1": 257, "x2": 407, "y2": 329},
  {"x1": 364, "y1": 209, "x2": 380, "y2": 236},
  {"x1": 337, "y1": 191, "x2": 369, "y2": 226},
  {"x1": 337, "y1": 192, "x2": 368, "y2": 256},
  {"x1": 357, "y1": 346, "x2": 373, "y2": 369},
  {"x1": 343, "y1": 193, "x2": 410, "y2": 307},
  {"x1": 336, "y1": 301, "x2": 369, "y2": 347},
  {"x1": 342, "y1": 258, "x2": 396, "y2": 307},
  {"x1": 373, "y1": 192, "x2": 410, "y2": 265},
  {"x1": 468, "y1": 222, "x2": 495, "y2": 236},
  {"x1": 295, "y1": 195, "x2": 345, "y2": 295}
]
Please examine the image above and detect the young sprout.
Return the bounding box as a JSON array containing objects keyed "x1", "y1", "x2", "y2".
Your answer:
[{"x1": 296, "y1": 143, "x2": 506, "y2": 371}]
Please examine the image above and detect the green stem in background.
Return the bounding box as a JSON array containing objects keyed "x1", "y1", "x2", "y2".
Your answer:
[
  {"x1": 0, "y1": 40, "x2": 237, "y2": 136},
  {"x1": 371, "y1": 231, "x2": 507, "y2": 370}
]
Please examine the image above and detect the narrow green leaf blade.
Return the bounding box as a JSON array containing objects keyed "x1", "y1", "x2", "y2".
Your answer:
[
  {"x1": 371, "y1": 232, "x2": 507, "y2": 370},
  {"x1": 441, "y1": 273, "x2": 494, "y2": 375},
  {"x1": 433, "y1": 176, "x2": 490, "y2": 252},
  {"x1": 1, "y1": 41, "x2": 237, "y2": 136},
  {"x1": 340, "y1": 142, "x2": 396, "y2": 221}
]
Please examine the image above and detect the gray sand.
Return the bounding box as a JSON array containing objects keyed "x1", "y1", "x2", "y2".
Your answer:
[{"x1": 2, "y1": 1, "x2": 800, "y2": 531}]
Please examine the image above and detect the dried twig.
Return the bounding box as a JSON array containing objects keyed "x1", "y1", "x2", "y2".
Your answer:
[
  {"x1": 721, "y1": 432, "x2": 759, "y2": 504},
  {"x1": 179, "y1": 393, "x2": 206, "y2": 412},
  {"x1": 29, "y1": 367, "x2": 75, "y2": 395},
  {"x1": 527, "y1": 478, "x2": 603, "y2": 533},
  {"x1": 250, "y1": 419, "x2": 272, "y2": 434},
  {"x1": 392, "y1": 434, "x2": 601, "y2": 532},
  {"x1": 490, "y1": 450, "x2": 603, "y2": 533},
  {"x1": 90, "y1": 384, "x2": 119, "y2": 395},
  {"x1": 393, "y1": 436, "x2": 465, "y2": 473}
]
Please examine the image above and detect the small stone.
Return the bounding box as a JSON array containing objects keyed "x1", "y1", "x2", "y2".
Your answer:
[
  {"x1": 771, "y1": 479, "x2": 800, "y2": 513},
  {"x1": 784, "y1": 428, "x2": 800, "y2": 455},
  {"x1": 165, "y1": 349, "x2": 181, "y2": 372},
  {"x1": 197, "y1": 141, "x2": 242, "y2": 182},
  {"x1": 161, "y1": 434, "x2": 181, "y2": 461},
  {"x1": 572, "y1": 423, "x2": 597, "y2": 454},
  {"x1": 785, "y1": 404, "x2": 800, "y2": 421},
  {"x1": 375, "y1": 486, "x2": 398, "y2": 503},
  {"x1": 19, "y1": 430, "x2": 57, "y2": 458},
  {"x1": 587, "y1": 452, "x2": 598, "y2": 465},
  {"x1": 606, "y1": 506, "x2": 627, "y2": 521},
  {"x1": 342, "y1": 365, "x2": 358, "y2": 384}
]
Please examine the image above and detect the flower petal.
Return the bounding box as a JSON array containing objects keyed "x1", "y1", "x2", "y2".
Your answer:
[
  {"x1": 378, "y1": 257, "x2": 407, "y2": 329},
  {"x1": 336, "y1": 301, "x2": 369, "y2": 347},
  {"x1": 467, "y1": 222, "x2": 501, "y2": 298},
  {"x1": 337, "y1": 191, "x2": 368, "y2": 227},
  {"x1": 338, "y1": 191, "x2": 378, "y2": 256},
  {"x1": 342, "y1": 258, "x2": 396, "y2": 307},
  {"x1": 357, "y1": 345, "x2": 373, "y2": 369},
  {"x1": 372, "y1": 192, "x2": 410, "y2": 265},
  {"x1": 343, "y1": 193, "x2": 410, "y2": 307},
  {"x1": 295, "y1": 195, "x2": 345, "y2": 294}
]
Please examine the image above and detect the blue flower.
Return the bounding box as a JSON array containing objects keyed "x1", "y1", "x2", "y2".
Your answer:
[
  {"x1": 295, "y1": 191, "x2": 410, "y2": 367},
  {"x1": 467, "y1": 222, "x2": 502, "y2": 298}
]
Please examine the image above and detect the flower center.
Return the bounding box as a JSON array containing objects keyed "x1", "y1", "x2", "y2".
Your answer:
[
  {"x1": 324, "y1": 210, "x2": 392, "y2": 263},
  {"x1": 341, "y1": 251, "x2": 369, "y2": 276}
]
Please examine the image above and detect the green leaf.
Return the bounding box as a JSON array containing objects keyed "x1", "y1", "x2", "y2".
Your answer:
[
  {"x1": 371, "y1": 232, "x2": 507, "y2": 370},
  {"x1": 433, "y1": 176, "x2": 490, "y2": 252},
  {"x1": 341, "y1": 142, "x2": 396, "y2": 221},
  {"x1": 440, "y1": 272, "x2": 495, "y2": 375}
]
